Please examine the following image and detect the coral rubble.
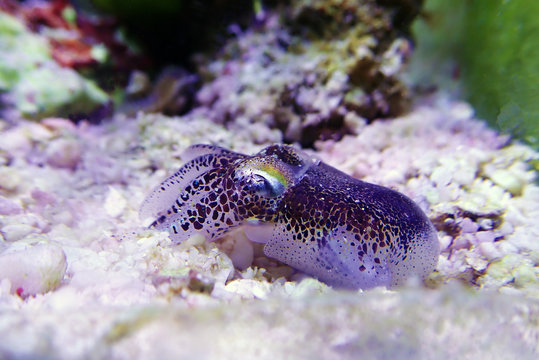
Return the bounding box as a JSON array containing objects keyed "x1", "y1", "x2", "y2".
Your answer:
[{"x1": 196, "y1": 0, "x2": 416, "y2": 146}]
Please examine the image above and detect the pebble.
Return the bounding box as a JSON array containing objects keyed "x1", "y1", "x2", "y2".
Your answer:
[
  {"x1": 0, "y1": 196, "x2": 22, "y2": 215},
  {"x1": 104, "y1": 187, "x2": 127, "y2": 218},
  {"x1": 0, "y1": 243, "x2": 67, "y2": 297},
  {"x1": 45, "y1": 138, "x2": 82, "y2": 170},
  {"x1": 488, "y1": 168, "x2": 524, "y2": 196},
  {"x1": 0, "y1": 167, "x2": 22, "y2": 191},
  {"x1": 224, "y1": 279, "x2": 271, "y2": 300},
  {"x1": 478, "y1": 242, "x2": 502, "y2": 260},
  {"x1": 474, "y1": 231, "x2": 496, "y2": 244},
  {"x1": 1, "y1": 224, "x2": 38, "y2": 242},
  {"x1": 459, "y1": 217, "x2": 478, "y2": 233}
]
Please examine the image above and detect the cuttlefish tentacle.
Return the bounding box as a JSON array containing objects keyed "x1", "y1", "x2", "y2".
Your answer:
[{"x1": 141, "y1": 144, "x2": 440, "y2": 289}]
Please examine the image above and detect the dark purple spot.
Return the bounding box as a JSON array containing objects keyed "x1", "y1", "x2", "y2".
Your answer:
[{"x1": 219, "y1": 194, "x2": 227, "y2": 204}]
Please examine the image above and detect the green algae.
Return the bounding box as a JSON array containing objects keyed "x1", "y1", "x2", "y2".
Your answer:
[
  {"x1": 410, "y1": 0, "x2": 539, "y2": 151},
  {"x1": 460, "y1": 0, "x2": 539, "y2": 150},
  {"x1": 0, "y1": 12, "x2": 51, "y2": 90},
  {"x1": 0, "y1": 12, "x2": 108, "y2": 119}
]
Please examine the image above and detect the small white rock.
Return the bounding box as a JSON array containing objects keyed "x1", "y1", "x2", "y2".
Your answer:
[
  {"x1": 224, "y1": 279, "x2": 270, "y2": 299},
  {"x1": 1, "y1": 224, "x2": 38, "y2": 242},
  {"x1": 104, "y1": 186, "x2": 127, "y2": 218},
  {"x1": 474, "y1": 231, "x2": 495, "y2": 244},
  {"x1": 478, "y1": 242, "x2": 502, "y2": 260},
  {"x1": 0, "y1": 196, "x2": 22, "y2": 215},
  {"x1": 459, "y1": 218, "x2": 478, "y2": 233},
  {"x1": 488, "y1": 168, "x2": 524, "y2": 196},
  {"x1": 0, "y1": 167, "x2": 22, "y2": 191},
  {"x1": 45, "y1": 138, "x2": 82, "y2": 170},
  {"x1": 0, "y1": 243, "x2": 67, "y2": 297}
]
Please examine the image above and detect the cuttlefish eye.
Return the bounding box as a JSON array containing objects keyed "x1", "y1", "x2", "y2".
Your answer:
[
  {"x1": 253, "y1": 171, "x2": 286, "y2": 197},
  {"x1": 236, "y1": 167, "x2": 287, "y2": 198}
]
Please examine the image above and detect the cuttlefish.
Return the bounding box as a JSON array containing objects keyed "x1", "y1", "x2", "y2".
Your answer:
[{"x1": 140, "y1": 144, "x2": 439, "y2": 289}]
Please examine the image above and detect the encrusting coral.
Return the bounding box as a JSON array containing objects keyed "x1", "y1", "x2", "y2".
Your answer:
[{"x1": 195, "y1": 0, "x2": 417, "y2": 146}]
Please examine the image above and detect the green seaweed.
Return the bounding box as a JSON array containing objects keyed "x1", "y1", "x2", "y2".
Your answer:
[
  {"x1": 460, "y1": 0, "x2": 539, "y2": 149},
  {"x1": 410, "y1": 0, "x2": 539, "y2": 150}
]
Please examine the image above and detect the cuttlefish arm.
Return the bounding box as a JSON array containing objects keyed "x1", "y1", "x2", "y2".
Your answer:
[{"x1": 139, "y1": 144, "x2": 246, "y2": 235}]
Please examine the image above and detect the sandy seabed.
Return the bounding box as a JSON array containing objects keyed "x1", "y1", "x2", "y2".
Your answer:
[{"x1": 0, "y1": 95, "x2": 538, "y2": 359}]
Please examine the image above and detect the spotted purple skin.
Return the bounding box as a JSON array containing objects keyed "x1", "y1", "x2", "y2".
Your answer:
[{"x1": 140, "y1": 144, "x2": 440, "y2": 289}]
